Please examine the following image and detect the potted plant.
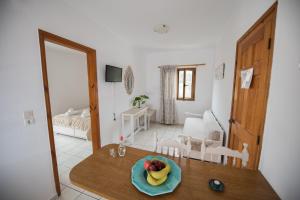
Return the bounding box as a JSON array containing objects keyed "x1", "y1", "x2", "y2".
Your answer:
[{"x1": 132, "y1": 95, "x2": 149, "y2": 108}]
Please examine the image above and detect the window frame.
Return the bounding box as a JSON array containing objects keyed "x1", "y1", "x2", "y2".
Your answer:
[{"x1": 176, "y1": 68, "x2": 196, "y2": 101}]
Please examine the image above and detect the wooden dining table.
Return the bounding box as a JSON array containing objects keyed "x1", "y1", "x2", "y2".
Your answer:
[{"x1": 70, "y1": 144, "x2": 279, "y2": 200}]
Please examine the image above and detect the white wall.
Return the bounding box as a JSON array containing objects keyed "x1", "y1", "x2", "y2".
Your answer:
[
  {"x1": 144, "y1": 48, "x2": 215, "y2": 124},
  {"x1": 211, "y1": 0, "x2": 300, "y2": 199},
  {"x1": 46, "y1": 44, "x2": 89, "y2": 115},
  {"x1": 0, "y1": 0, "x2": 145, "y2": 199},
  {"x1": 259, "y1": 1, "x2": 300, "y2": 199}
]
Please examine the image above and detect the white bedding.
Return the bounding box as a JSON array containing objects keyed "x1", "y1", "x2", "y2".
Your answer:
[
  {"x1": 52, "y1": 108, "x2": 91, "y2": 140},
  {"x1": 52, "y1": 114, "x2": 72, "y2": 127},
  {"x1": 71, "y1": 115, "x2": 91, "y2": 131}
]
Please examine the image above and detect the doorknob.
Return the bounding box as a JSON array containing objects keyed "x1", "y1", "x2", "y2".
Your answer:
[{"x1": 229, "y1": 118, "x2": 235, "y2": 123}]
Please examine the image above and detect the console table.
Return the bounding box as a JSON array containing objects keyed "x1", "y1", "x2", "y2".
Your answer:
[{"x1": 121, "y1": 107, "x2": 148, "y2": 143}]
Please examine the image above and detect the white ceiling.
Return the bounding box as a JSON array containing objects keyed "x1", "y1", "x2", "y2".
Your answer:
[{"x1": 63, "y1": 0, "x2": 238, "y2": 50}]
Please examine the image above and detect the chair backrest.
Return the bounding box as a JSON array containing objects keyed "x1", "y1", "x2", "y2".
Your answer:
[
  {"x1": 201, "y1": 140, "x2": 249, "y2": 168},
  {"x1": 154, "y1": 132, "x2": 191, "y2": 158}
]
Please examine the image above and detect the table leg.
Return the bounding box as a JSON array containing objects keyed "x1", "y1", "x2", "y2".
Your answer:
[
  {"x1": 144, "y1": 113, "x2": 147, "y2": 130},
  {"x1": 136, "y1": 117, "x2": 140, "y2": 129},
  {"x1": 130, "y1": 115, "x2": 134, "y2": 143}
]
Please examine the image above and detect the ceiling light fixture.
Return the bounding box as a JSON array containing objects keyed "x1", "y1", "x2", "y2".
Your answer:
[{"x1": 153, "y1": 24, "x2": 169, "y2": 34}]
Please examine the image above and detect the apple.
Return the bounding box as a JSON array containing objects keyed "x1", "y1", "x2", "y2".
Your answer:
[{"x1": 144, "y1": 160, "x2": 151, "y2": 170}]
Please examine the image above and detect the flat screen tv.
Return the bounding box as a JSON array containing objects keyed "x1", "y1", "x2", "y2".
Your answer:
[{"x1": 105, "y1": 65, "x2": 122, "y2": 82}]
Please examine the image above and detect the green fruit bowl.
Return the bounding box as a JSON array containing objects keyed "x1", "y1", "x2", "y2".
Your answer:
[{"x1": 131, "y1": 155, "x2": 181, "y2": 196}]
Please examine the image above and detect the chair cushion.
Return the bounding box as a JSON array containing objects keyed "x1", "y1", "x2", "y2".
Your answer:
[
  {"x1": 181, "y1": 137, "x2": 201, "y2": 151},
  {"x1": 181, "y1": 137, "x2": 215, "y2": 151},
  {"x1": 205, "y1": 120, "x2": 220, "y2": 132},
  {"x1": 183, "y1": 110, "x2": 223, "y2": 143},
  {"x1": 183, "y1": 117, "x2": 206, "y2": 139}
]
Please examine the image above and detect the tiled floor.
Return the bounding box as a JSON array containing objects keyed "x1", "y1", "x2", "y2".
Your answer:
[
  {"x1": 129, "y1": 123, "x2": 183, "y2": 151},
  {"x1": 54, "y1": 133, "x2": 103, "y2": 200},
  {"x1": 54, "y1": 123, "x2": 183, "y2": 199}
]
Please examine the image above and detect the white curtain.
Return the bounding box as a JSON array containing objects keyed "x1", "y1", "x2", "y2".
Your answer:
[{"x1": 159, "y1": 65, "x2": 176, "y2": 124}]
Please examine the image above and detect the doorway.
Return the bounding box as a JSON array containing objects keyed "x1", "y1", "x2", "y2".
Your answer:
[
  {"x1": 228, "y1": 3, "x2": 277, "y2": 170},
  {"x1": 38, "y1": 30, "x2": 101, "y2": 196}
]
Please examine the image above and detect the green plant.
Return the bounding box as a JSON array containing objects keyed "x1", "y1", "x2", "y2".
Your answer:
[{"x1": 132, "y1": 95, "x2": 149, "y2": 108}]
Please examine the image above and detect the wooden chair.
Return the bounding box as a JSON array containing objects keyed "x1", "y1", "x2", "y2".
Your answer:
[
  {"x1": 154, "y1": 132, "x2": 191, "y2": 158},
  {"x1": 201, "y1": 140, "x2": 249, "y2": 167}
]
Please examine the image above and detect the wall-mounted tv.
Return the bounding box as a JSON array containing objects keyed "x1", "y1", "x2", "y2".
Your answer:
[{"x1": 105, "y1": 65, "x2": 122, "y2": 82}]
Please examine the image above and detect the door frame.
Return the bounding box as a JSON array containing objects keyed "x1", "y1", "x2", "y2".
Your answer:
[
  {"x1": 228, "y1": 2, "x2": 277, "y2": 170},
  {"x1": 38, "y1": 29, "x2": 101, "y2": 195}
]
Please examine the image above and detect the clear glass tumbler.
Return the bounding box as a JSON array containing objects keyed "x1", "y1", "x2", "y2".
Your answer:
[
  {"x1": 109, "y1": 148, "x2": 116, "y2": 158},
  {"x1": 118, "y1": 143, "x2": 126, "y2": 157}
]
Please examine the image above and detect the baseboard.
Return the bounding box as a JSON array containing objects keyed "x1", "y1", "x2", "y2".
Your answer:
[{"x1": 49, "y1": 194, "x2": 58, "y2": 200}]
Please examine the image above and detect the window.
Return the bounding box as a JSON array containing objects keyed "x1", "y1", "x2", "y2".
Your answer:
[{"x1": 177, "y1": 68, "x2": 196, "y2": 100}]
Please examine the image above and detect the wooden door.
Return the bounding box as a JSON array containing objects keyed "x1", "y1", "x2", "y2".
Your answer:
[{"x1": 229, "y1": 3, "x2": 277, "y2": 170}]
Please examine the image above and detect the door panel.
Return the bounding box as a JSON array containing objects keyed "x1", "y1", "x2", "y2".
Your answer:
[
  {"x1": 229, "y1": 4, "x2": 277, "y2": 170},
  {"x1": 245, "y1": 75, "x2": 260, "y2": 133}
]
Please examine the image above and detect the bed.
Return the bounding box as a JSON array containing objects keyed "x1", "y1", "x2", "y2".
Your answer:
[{"x1": 52, "y1": 108, "x2": 91, "y2": 140}]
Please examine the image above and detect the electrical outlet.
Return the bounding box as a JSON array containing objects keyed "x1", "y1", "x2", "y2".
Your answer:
[{"x1": 23, "y1": 110, "x2": 35, "y2": 126}]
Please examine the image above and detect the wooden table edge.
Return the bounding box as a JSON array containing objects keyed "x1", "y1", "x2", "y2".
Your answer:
[{"x1": 69, "y1": 144, "x2": 280, "y2": 200}]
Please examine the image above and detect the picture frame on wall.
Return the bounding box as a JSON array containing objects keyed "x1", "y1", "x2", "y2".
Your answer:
[{"x1": 215, "y1": 63, "x2": 225, "y2": 80}]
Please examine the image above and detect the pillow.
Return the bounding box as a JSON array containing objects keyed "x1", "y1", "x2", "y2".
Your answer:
[
  {"x1": 67, "y1": 108, "x2": 74, "y2": 112},
  {"x1": 65, "y1": 108, "x2": 83, "y2": 116},
  {"x1": 65, "y1": 108, "x2": 74, "y2": 116},
  {"x1": 182, "y1": 137, "x2": 202, "y2": 151},
  {"x1": 81, "y1": 109, "x2": 90, "y2": 118},
  {"x1": 208, "y1": 131, "x2": 220, "y2": 141}
]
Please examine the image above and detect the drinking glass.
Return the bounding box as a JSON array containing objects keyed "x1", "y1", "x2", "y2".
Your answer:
[
  {"x1": 109, "y1": 148, "x2": 116, "y2": 158},
  {"x1": 118, "y1": 143, "x2": 126, "y2": 157}
]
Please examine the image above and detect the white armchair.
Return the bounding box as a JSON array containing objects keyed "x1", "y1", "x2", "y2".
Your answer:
[
  {"x1": 180, "y1": 110, "x2": 224, "y2": 162},
  {"x1": 184, "y1": 112, "x2": 203, "y2": 118}
]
